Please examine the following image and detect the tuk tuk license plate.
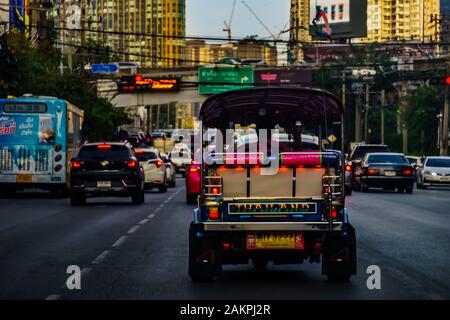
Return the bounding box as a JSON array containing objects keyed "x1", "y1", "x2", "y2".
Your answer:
[
  {"x1": 246, "y1": 232, "x2": 304, "y2": 250},
  {"x1": 97, "y1": 181, "x2": 112, "y2": 188},
  {"x1": 16, "y1": 174, "x2": 32, "y2": 183}
]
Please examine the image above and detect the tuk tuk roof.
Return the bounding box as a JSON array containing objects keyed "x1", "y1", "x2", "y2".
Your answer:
[{"x1": 200, "y1": 87, "x2": 343, "y2": 128}]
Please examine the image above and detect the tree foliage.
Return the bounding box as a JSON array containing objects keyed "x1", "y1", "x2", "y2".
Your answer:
[{"x1": 0, "y1": 31, "x2": 129, "y2": 140}]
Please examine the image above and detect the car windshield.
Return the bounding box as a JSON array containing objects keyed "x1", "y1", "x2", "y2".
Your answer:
[
  {"x1": 136, "y1": 152, "x2": 158, "y2": 162},
  {"x1": 426, "y1": 158, "x2": 450, "y2": 168},
  {"x1": 351, "y1": 146, "x2": 390, "y2": 160},
  {"x1": 367, "y1": 154, "x2": 408, "y2": 164},
  {"x1": 78, "y1": 145, "x2": 130, "y2": 160}
]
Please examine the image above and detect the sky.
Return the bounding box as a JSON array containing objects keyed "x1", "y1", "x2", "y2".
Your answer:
[{"x1": 186, "y1": 0, "x2": 291, "y2": 40}]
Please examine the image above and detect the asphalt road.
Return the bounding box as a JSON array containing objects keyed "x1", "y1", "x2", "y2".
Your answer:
[{"x1": 0, "y1": 180, "x2": 449, "y2": 300}]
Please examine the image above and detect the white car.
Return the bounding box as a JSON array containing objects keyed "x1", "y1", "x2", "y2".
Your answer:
[
  {"x1": 135, "y1": 148, "x2": 167, "y2": 192},
  {"x1": 417, "y1": 156, "x2": 450, "y2": 189},
  {"x1": 161, "y1": 153, "x2": 176, "y2": 187},
  {"x1": 169, "y1": 148, "x2": 192, "y2": 177}
]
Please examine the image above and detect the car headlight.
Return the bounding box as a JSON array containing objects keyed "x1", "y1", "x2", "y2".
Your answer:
[{"x1": 431, "y1": 172, "x2": 438, "y2": 176}]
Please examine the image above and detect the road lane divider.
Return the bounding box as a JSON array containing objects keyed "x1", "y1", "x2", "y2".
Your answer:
[
  {"x1": 111, "y1": 236, "x2": 128, "y2": 248},
  {"x1": 91, "y1": 250, "x2": 111, "y2": 265},
  {"x1": 127, "y1": 225, "x2": 140, "y2": 234}
]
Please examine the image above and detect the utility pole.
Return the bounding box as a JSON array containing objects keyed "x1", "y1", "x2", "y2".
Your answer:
[
  {"x1": 381, "y1": 89, "x2": 385, "y2": 144},
  {"x1": 342, "y1": 70, "x2": 346, "y2": 151},
  {"x1": 355, "y1": 94, "x2": 362, "y2": 143},
  {"x1": 364, "y1": 83, "x2": 370, "y2": 143},
  {"x1": 442, "y1": 84, "x2": 449, "y2": 155},
  {"x1": 400, "y1": 83, "x2": 408, "y2": 155}
]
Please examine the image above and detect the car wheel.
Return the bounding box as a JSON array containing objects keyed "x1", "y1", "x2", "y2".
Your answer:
[
  {"x1": 70, "y1": 192, "x2": 86, "y2": 206},
  {"x1": 186, "y1": 193, "x2": 197, "y2": 204},
  {"x1": 158, "y1": 184, "x2": 168, "y2": 193},
  {"x1": 405, "y1": 186, "x2": 413, "y2": 194},
  {"x1": 132, "y1": 189, "x2": 145, "y2": 205},
  {"x1": 169, "y1": 179, "x2": 176, "y2": 188},
  {"x1": 360, "y1": 183, "x2": 369, "y2": 192},
  {"x1": 397, "y1": 187, "x2": 404, "y2": 193}
]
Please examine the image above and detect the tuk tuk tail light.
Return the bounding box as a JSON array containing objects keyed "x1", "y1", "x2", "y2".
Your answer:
[{"x1": 208, "y1": 207, "x2": 220, "y2": 220}]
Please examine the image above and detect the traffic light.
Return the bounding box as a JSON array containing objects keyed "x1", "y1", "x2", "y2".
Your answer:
[{"x1": 445, "y1": 76, "x2": 450, "y2": 86}]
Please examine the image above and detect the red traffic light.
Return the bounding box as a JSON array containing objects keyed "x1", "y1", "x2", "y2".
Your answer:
[{"x1": 445, "y1": 76, "x2": 450, "y2": 86}]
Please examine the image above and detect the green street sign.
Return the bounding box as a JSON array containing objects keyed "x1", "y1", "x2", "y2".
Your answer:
[{"x1": 198, "y1": 66, "x2": 254, "y2": 95}]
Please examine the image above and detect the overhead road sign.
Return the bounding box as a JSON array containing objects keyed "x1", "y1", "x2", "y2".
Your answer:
[
  {"x1": 91, "y1": 63, "x2": 119, "y2": 74},
  {"x1": 198, "y1": 66, "x2": 254, "y2": 95},
  {"x1": 254, "y1": 69, "x2": 313, "y2": 86}
]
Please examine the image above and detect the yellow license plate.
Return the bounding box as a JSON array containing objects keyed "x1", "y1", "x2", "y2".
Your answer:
[
  {"x1": 246, "y1": 232, "x2": 304, "y2": 250},
  {"x1": 16, "y1": 174, "x2": 32, "y2": 183}
]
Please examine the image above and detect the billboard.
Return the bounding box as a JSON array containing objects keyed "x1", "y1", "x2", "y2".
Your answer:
[
  {"x1": 309, "y1": 0, "x2": 367, "y2": 39},
  {"x1": 9, "y1": 0, "x2": 29, "y2": 32},
  {"x1": 118, "y1": 75, "x2": 181, "y2": 93}
]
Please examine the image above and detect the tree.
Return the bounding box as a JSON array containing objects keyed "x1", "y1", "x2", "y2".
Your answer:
[
  {"x1": 0, "y1": 30, "x2": 129, "y2": 140},
  {"x1": 404, "y1": 85, "x2": 443, "y2": 156}
]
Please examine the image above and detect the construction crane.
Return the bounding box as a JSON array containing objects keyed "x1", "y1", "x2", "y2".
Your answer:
[
  {"x1": 223, "y1": 0, "x2": 237, "y2": 42},
  {"x1": 241, "y1": 0, "x2": 277, "y2": 41}
]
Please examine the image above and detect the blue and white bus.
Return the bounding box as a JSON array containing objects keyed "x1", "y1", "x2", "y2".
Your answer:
[{"x1": 0, "y1": 96, "x2": 84, "y2": 195}]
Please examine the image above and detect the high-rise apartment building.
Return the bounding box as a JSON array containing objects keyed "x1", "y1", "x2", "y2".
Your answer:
[
  {"x1": 185, "y1": 39, "x2": 278, "y2": 66},
  {"x1": 83, "y1": 0, "x2": 185, "y2": 68},
  {"x1": 290, "y1": 0, "x2": 449, "y2": 62}
]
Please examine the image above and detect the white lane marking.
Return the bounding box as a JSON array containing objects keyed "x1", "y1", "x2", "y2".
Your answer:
[
  {"x1": 159, "y1": 204, "x2": 165, "y2": 208},
  {"x1": 138, "y1": 218, "x2": 149, "y2": 225},
  {"x1": 154, "y1": 207, "x2": 162, "y2": 213},
  {"x1": 148, "y1": 213, "x2": 155, "y2": 219},
  {"x1": 45, "y1": 294, "x2": 60, "y2": 300},
  {"x1": 111, "y1": 235, "x2": 128, "y2": 248},
  {"x1": 127, "y1": 225, "x2": 140, "y2": 234},
  {"x1": 91, "y1": 250, "x2": 111, "y2": 265}
]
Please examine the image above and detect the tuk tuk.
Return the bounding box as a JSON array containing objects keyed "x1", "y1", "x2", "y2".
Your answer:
[{"x1": 189, "y1": 87, "x2": 356, "y2": 282}]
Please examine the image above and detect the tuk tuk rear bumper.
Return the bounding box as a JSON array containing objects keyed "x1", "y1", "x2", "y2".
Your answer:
[{"x1": 201, "y1": 221, "x2": 344, "y2": 232}]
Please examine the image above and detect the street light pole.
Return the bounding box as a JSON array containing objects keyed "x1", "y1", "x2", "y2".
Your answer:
[{"x1": 443, "y1": 84, "x2": 449, "y2": 155}]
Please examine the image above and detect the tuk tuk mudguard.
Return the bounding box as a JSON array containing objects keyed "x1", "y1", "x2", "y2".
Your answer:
[
  {"x1": 189, "y1": 222, "x2": 223, "y2": 279},
  {"x1": 322, "y1": 223, "x2": 357, "y2": 278}
]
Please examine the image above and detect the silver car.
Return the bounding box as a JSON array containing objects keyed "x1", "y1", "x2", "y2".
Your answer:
[{"x1": 416, "y1": 156, "x2": 450, "y2": 189}]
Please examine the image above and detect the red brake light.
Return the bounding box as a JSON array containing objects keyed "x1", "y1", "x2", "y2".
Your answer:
[
  {"x1": 404, "y1": 169, "x2": 412, "y2": 175},
  {"x1": 155, "y1": 160, "x2": 163, "y2": 168},
  {"x1": 135, "y1": 74, "x2": 143, "y2": 83},
  {"x1": 127, "y1": 159, "x2": 138, "y2": 167},
  {"x1": 208, "y1": 207, "x2": 220, "y2": 219},
  {"x1": 445, "y1": 76, "x2": 450, "y2": 86},
  {"x1": 345, "y1": 165, "x2": 351, "y2": 172},
  {"x1": 189, "y1": 166, "x2": 198, "y2": 173},
  {"x1": 211, "y1": 187, "x2": 220, "y2": 195},
  {"x1": 368, "y1": 169, "x2": 376, "y2": 175},
  {"x1": 98, "y1": 144, "x2": 111, "y2": 149},
  {"x1": 72, "y1": 160, "x2": 81, "y2": 168},
  {"x1": 331, "y1": 208, "x2": 337, "y2": 219},
  {"x1": 134, "y1": 149, "x2": 144, "y2": 154}
]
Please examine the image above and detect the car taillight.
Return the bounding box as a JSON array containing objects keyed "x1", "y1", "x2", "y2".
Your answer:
[
  {"x1": 208, "y1": 207, "x2": 220, "y2": 220},
  {"x1": 98, "y1": 144, "x2": 111, "y2": 150},
  {"x1": 55, "y1": 144, "x2": 62, "y2": 152},
  {"x1": 404, "y1": 169, "x2": 413, "y2": 175},
  {"x1": 189, "y1": 166, "x2": 198, "y2": 173},
  {"x1": 345, "y1": 164, "x2": 351, "y2": 172},
  {"x1": 368, "y1": 169, "x2": 377, "y2": 175},
  {"x1": 155, "y1": 160, "x2": 163, "y2": 168},
  {"x1": 72, "y1": 160, "x2": 81, "y2": 168},
  {"x1": 128, "y1": 159, "x2": 138, "y2": 167}
]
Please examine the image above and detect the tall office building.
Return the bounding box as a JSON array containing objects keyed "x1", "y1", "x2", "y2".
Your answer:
[{"x1": 83, "y1": 0, "x2": 186, "y2": 68}]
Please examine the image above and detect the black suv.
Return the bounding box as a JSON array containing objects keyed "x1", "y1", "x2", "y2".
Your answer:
[{"x1": 70, "y1": 142, "x2": 145, "y2": 206}]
